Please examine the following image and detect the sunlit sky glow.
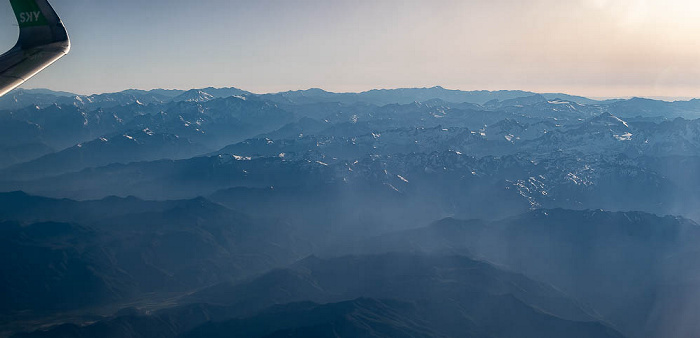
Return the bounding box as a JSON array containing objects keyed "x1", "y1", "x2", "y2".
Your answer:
[{"x1": 1, "y1": 0, "x2": 699, "y2": 98}]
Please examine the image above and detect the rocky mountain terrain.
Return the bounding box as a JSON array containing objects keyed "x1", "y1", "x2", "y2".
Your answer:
[{"x1": 2, "y1": 86, "x2": 700, "y2": 337}]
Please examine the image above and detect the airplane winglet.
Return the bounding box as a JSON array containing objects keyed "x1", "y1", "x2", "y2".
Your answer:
[
  {"x1": 0, "y1": 0, "x2": 70, "y2": 96},
  {"x1": 10, "y1": 0, "x2": 69, "y2": 50}
]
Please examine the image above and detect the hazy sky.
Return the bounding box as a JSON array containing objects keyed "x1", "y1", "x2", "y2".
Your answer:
[{"x1": 1, "y1": 0, "x2": 700, "y2": 98}]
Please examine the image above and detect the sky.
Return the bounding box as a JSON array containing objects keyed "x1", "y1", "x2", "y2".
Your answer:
[{"x1": 1, "y1": 0, "x2": 700, "y2": 98}]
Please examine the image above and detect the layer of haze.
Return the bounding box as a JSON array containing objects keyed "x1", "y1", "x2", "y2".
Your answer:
[{"x1": 0, "y1": 0, "x2": 699, "y2": 98}]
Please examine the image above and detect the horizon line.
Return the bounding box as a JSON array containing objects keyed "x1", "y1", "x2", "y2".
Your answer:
[{"x1": 15, "y1": 85, "x2": 700, "y2": 103}]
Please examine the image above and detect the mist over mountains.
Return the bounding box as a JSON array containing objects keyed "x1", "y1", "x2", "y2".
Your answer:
[{"x1": 2, "y1": 86, "x2": 700, "y2": 338}]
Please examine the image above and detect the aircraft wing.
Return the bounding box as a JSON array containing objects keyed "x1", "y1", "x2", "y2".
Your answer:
[{"x1": 0, "y1": 0, "x2": 70, "y2": 97}]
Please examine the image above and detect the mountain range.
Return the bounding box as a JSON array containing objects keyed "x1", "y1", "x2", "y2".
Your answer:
[{"x1": 2, "y1": 86, "x2": 700, "y2": 338}]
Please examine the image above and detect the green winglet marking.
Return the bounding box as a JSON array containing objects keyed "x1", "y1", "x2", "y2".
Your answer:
[{"x1": 10, "y1": 0, "x2": 49, "y2": 27}]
